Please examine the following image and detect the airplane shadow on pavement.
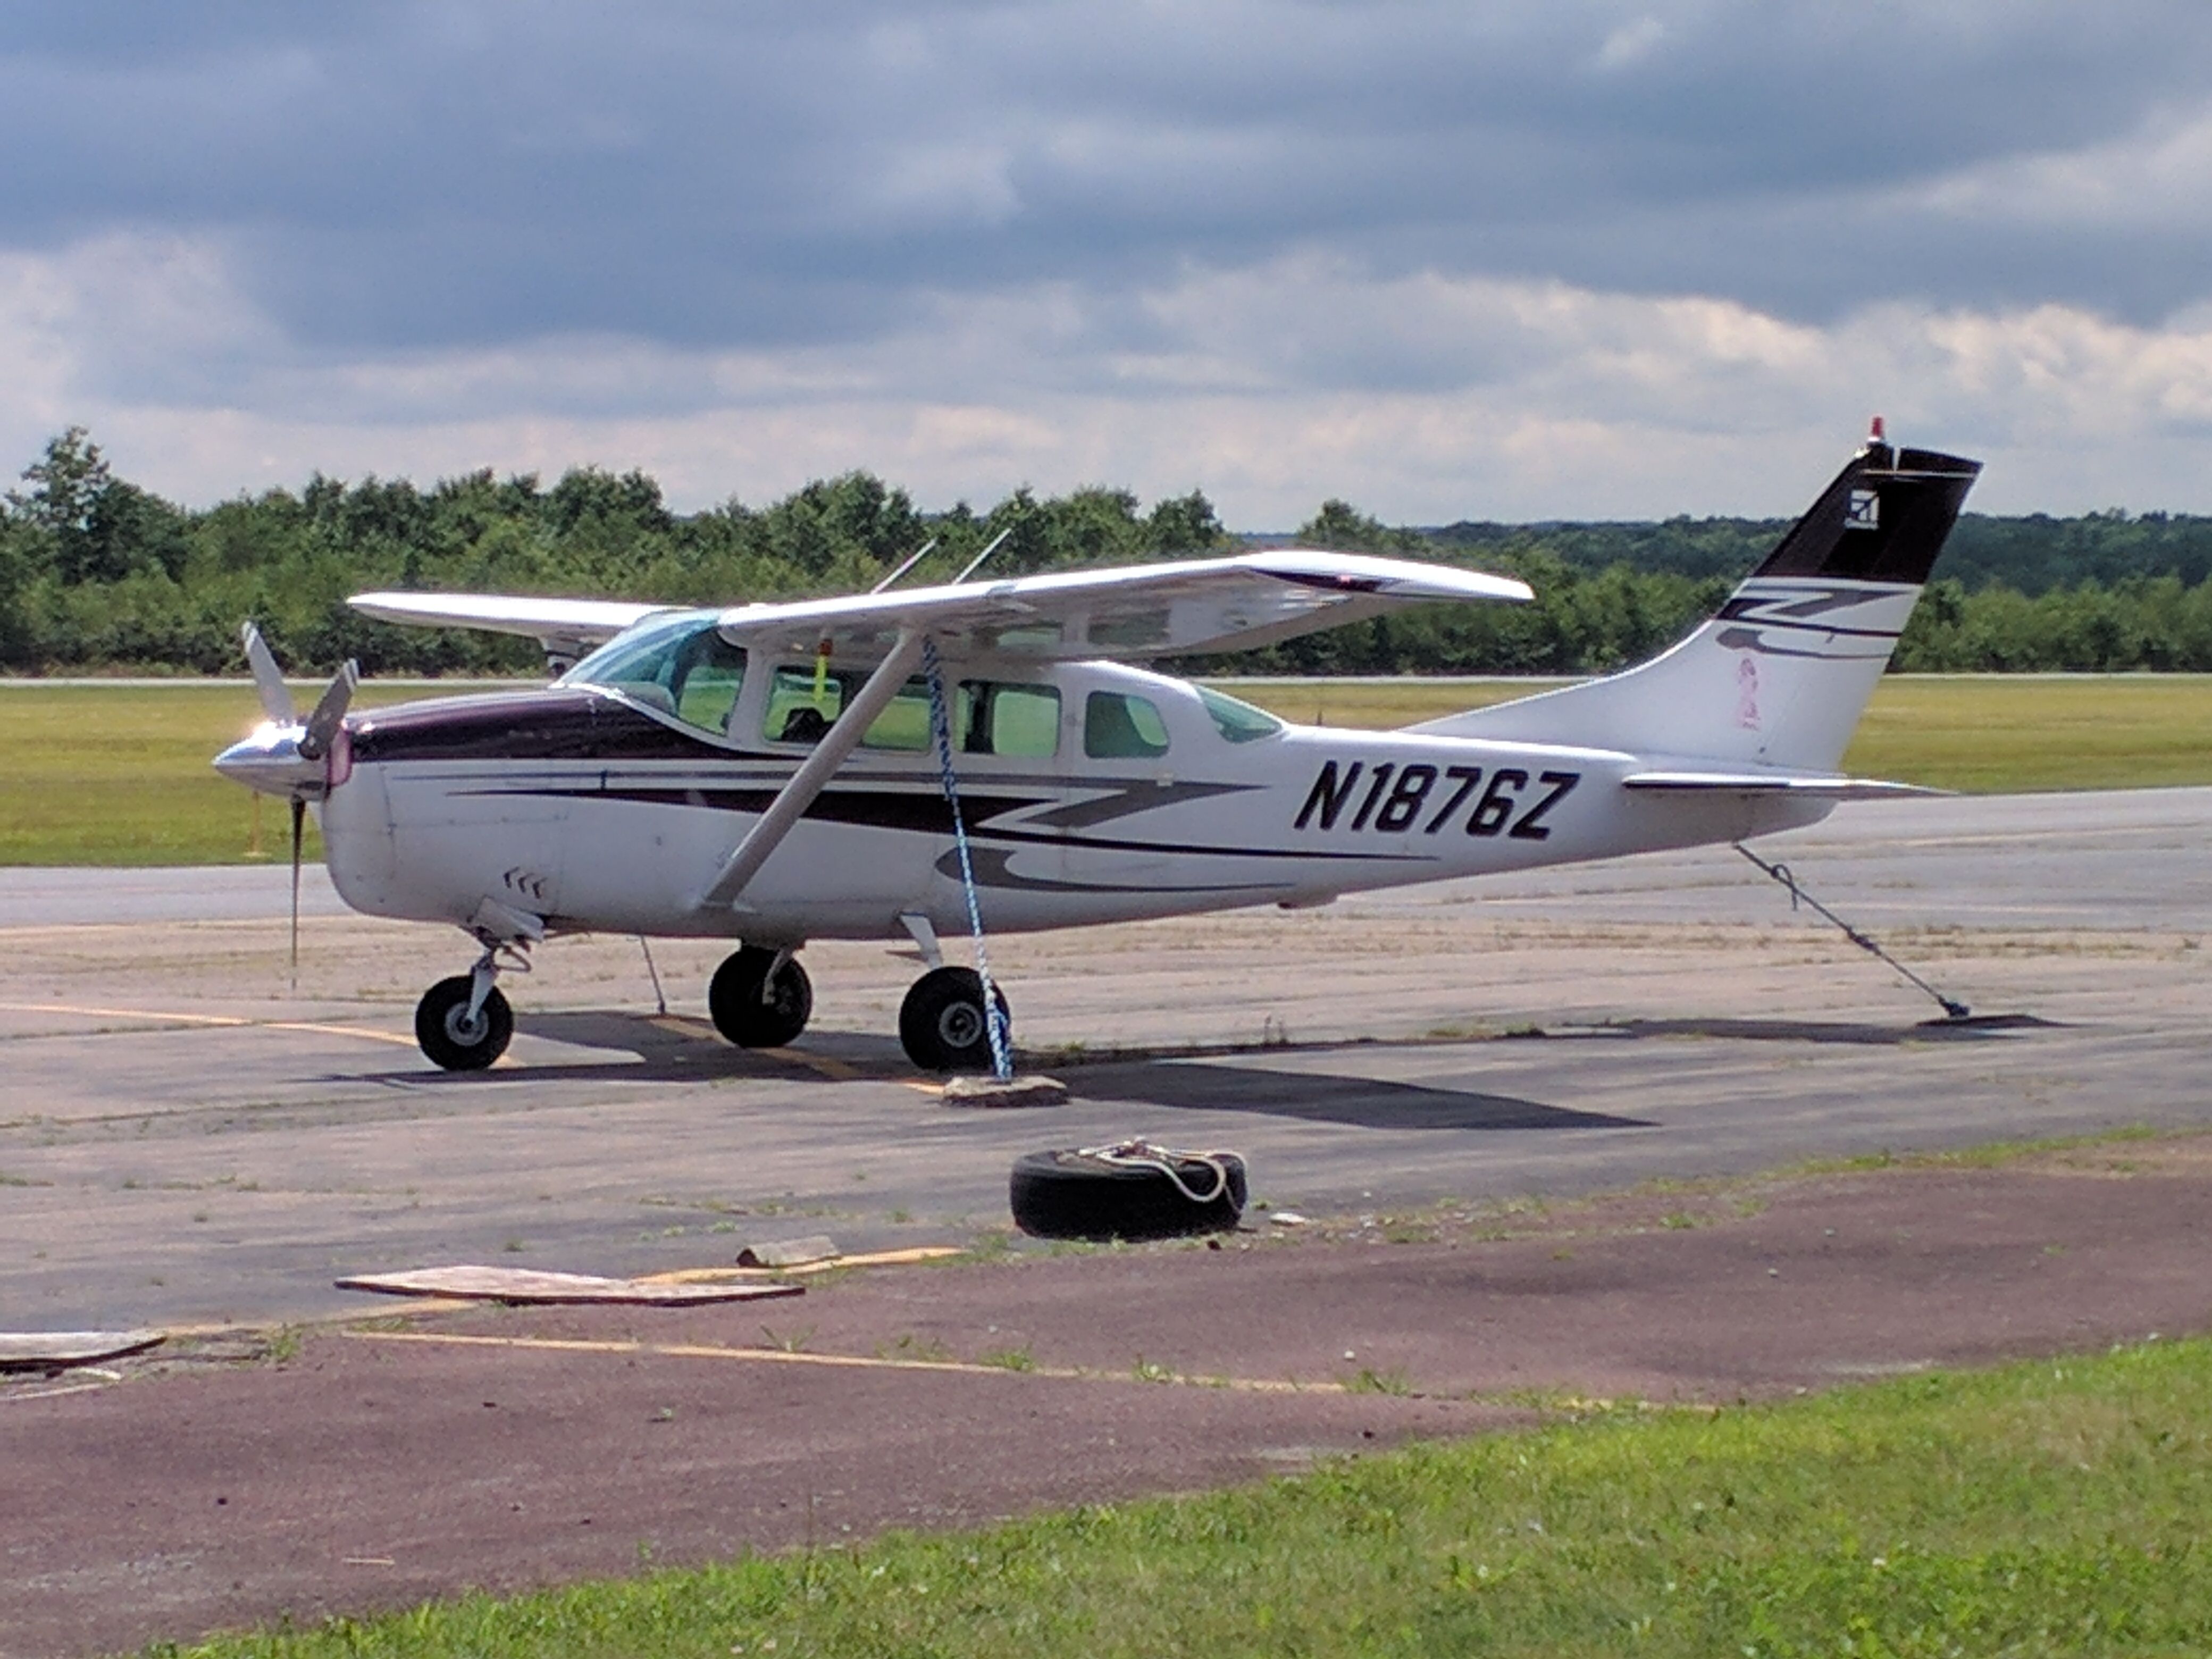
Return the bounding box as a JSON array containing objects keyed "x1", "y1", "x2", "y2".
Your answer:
[
  {"x1": 1061, "y1": 1059, "x2": 1647, "y2": 1132},
  {"x1": 351, "y1": 1010, "x2": 1641, "y2": 1129},
  {"x1": 1558, "y1": 1012, "x2": 2056, "y2": 1046}
]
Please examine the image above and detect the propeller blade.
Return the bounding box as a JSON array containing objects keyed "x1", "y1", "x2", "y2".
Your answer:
[
  {"x1": 298, "y1": 660, "x2": 359, "y2": 762},
  {"x1": 240, "y1": 623, "x2": 296, "y2": 725},
  {"x1": 288, "y1": 794, "x2": 306, "y2": 991}
]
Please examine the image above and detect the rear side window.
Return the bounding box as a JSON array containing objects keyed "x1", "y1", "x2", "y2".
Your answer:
[
  {"x1": 763, "y1": 665, "x2": 939, "y2": 751},
  {"x1": 1084, "y1": 691, "x2": 1170, "y2": 759}
]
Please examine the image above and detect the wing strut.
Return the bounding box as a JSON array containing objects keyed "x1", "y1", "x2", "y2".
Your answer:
[{"x1": 695, "y1": 630, "x2": 927, "y2": 909}]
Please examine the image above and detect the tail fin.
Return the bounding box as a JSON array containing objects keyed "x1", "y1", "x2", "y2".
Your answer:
[{"x1": 1409, "y1": 432, "x2": 1982, "y2": 772}]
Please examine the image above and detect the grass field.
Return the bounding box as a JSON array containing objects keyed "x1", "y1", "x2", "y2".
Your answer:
[
  {"x1": 2, "y1": 675, "x2": 2208, "y2": 867},
  {"x1": 158, "y1": 1336, "x2": 2212, "y2": 1658}
]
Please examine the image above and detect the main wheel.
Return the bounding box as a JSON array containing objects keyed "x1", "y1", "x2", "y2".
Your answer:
[
  {"x1": 1009, "y1": 1147, "x2": 1248, "y2": 1241},
  {"x1": 899, "y1": 966, "x2": 1011, "y2": 1073},
  {"x1": 414, "y1": 975, "x2": 514, "y2": 1071},
  {"x1": 708, "y1": 945, "x2": 814, "y2": 1048}
]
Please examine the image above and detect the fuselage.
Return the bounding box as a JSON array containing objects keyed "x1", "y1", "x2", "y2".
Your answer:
[{"x1": 306, "y1": 650, "x2": 1829, "y2": 948}]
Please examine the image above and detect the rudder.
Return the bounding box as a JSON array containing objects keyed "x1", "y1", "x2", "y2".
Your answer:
[{"x1": 1409, "y1": 430, "x2": 1981, "y2": 773}]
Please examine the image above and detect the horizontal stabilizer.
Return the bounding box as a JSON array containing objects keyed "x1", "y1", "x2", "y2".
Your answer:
[{"x1": 1622, "y1": 770, "x2": 1945, "y2": 800}]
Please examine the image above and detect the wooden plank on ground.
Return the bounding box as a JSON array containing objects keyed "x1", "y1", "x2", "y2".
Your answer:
[
  {"x1": 334, "y1": 1266, "x2": 805, "y2": 1306},
  {"x1": 0, "y1": 1330, "x2": 164, "y2": 1369}
]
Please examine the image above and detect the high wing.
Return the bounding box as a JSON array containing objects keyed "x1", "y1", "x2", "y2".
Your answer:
[
  {"x1": 348, "y1": 591, "x2": 676, "y2": 663},
  {"x1": 709, "y1": 550, "x2": 1530, "y2": 660}
]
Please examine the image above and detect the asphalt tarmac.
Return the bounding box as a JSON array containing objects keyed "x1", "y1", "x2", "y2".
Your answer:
[{"x1": 3, "y1": 787, "x2": 2208, "y2": 1333}]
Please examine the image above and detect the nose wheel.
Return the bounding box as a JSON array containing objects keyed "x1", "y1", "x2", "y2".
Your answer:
[
  {"x1": 899, "y1": 966, "x2": 1011, "y2": 1073},
  {"x1": 708, "y1": 945, "x2": 814, "y2": 1048},
  {"x1": 415, "y1": 974, "x2": 514, "y2": 1071}
]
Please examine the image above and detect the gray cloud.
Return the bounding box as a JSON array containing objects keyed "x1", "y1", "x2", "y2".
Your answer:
[
  {"x1": 5, "y1": 2, "x2": 2212, "y2": 521},
  {"x1": 5, "y1": 0, "x2": 2211, "y2": 364}
]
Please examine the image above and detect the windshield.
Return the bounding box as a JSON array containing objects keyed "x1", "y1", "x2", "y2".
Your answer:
[
  {"x1": 559, "y1": 612, "x2": 748, "y2": 736},
  {"x1": 1197, "y1": 684, "x2": 1285, "y2": 743}
]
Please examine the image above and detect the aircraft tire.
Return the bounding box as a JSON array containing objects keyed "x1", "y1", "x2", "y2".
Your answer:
[
  {"x1": 414, "y1": 976, "x2": 514, "y2": 1071},
  {"x1": 708, "y1": 946, "x2": 813, "y2": 1048},
  {"x1": 1008, "y1": 1148, "x2": 1247, "y2": 1242},
  {"x1": 898, "y1": 966, "x2": 1010, "y2": 1073}
]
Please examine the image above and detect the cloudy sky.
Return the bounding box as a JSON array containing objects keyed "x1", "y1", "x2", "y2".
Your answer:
[{"x1": 5, "y1": 1, "x2": 2212, "y2": 524}]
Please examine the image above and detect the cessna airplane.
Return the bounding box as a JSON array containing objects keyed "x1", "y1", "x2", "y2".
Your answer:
[{"x1": 215, "y1": 426, "x2": 1979, "y2": 1074}]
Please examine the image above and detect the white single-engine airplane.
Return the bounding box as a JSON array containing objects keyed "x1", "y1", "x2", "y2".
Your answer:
[{"x1": 215, "y1": 427, "x2": 1979, "y2": 1074}]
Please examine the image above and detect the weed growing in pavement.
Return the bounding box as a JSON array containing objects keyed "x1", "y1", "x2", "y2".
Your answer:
[
  {"x1": 760, "y1": 1326, "x2": 815, "y2": 1355},
  {"x1": 1346, "y1": 1366, "x2": 1414, "y2": 1396},
  {"x1": 878, "y1": 1333, "x2": 953, "y2": 1364},
  {"x1": 978, "y1": 1347, "x2": 1035, "y2": 1373}
]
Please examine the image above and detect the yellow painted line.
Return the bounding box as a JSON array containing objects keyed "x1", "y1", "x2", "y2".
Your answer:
[
  {"x1": 0, "y1": 1000, "x2": 417, "y2": 1051},
  {"x1": 766, "y1": 1046, "x2": 864, "y2": 1082},
  {"x1": 1, "y1": 1000, "x2": 253, "y2": 1028},
  {"x1": 266, "y1": 1020, "x2": 421, "y2": 1050},
  {"x1": 647, "y1": 1015, "x2": 721, "y2": 1041},
  {"x1": 346, "y1": 1328, "x2": 1343, "y2": 1394},
  {"x1": 641, "y1": 1246, "x2": 966, "y2": 1284},
  {"x1": 901, "y1": 1080, "x2": 945, "y2": 1096}
]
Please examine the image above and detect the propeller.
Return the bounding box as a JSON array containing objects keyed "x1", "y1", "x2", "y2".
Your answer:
[
  {"x1": 236, "y1": 623, "x2": 358, "y2": 986},
  {"x1": 241, "y1": 622, "x2": 295, "y2": 725}
]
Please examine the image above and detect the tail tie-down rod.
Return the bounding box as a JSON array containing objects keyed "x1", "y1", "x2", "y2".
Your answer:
[{"x1": 1733, "y1": 843, "x2": 1970, "y2": 1021}]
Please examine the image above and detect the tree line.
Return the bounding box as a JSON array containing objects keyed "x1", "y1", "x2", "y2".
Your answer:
[{"x1": 3, "y1": 426, "x2": 2210, "y2": 677}]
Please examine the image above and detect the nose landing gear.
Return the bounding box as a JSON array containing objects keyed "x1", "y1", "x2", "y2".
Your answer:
[
  {"x1": 414, "y1": 931, "x2": 533, "y2": 1071},
  {"x1": 414, "y1": 937, "x2": 527, "y2": 1071}
]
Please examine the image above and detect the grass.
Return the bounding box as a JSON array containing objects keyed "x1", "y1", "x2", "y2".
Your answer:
[
  {"x1": 147, "y1": 1336, "x2": 2212, "y2": 1658},
  {"x1": 0, "y1": 681, "x2": 482, "y2": 866},
  {"x1": 1221, "y1": 672, "x2": 2212, "y2": 794},
  {"x1": 2, "y1": 675, "x2": 2208, "y2": 866}
]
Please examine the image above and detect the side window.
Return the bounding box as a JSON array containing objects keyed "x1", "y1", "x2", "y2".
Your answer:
[
  {"x1": 1084, "y1": 690, "x2": 1170, "y2": 759},
  {"x1": 860, "y1": 678, "x2": 935, "y2": 751},
  {"x1": 960, "y1": 681, "x2": 1060, "y2": 758},
  {"x1": 764, "y1": 665, "x2": 843, "y2": 745},
  {"x1": 762, "y1": 667, "x2": 980, "y2": 752},
  {"x1": 671, "y1": 635, "x2": 747, "y2": 734}
]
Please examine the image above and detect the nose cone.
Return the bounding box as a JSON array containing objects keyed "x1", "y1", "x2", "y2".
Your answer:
[{"x1": 214, "y1": 722, "x2": 327, "y2": 798}]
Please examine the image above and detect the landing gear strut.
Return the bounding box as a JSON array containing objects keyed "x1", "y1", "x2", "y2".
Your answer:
[
  {"x1": 708, "y1": 944, "x2": 814, "y2": 1048},
  {"x1": 899, "y1": 966, "x2": 1011, "y2": 1073},
  {"x1": 414, "y1": 940, "x2": 521, "y2": 1071}
]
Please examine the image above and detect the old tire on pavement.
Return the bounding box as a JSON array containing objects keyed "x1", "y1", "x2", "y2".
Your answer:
[{"x1": 1009, "y1": 1147, "x2": 1247, "y2": 1241}]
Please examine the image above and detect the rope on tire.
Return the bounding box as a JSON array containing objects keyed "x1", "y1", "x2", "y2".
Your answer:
[
  {"x1": 1076, "y1": 1139, "x2": 1238, "y2": 1205},
  {"x1": 923, "y1": 638, "x2": 1013, "y2": 1081}
]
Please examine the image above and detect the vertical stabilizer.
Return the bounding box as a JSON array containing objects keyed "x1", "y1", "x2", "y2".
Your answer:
[{"x1": 1410, "y1": 434, "x2": 1981, "y2": 773}]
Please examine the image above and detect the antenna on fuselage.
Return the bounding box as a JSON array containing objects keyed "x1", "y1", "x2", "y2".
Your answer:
[
  {"x1": 951, "y1": 527, "x2": 1012, "y2": 585},
  {"x1": 870, "y1": 537, "x2": 939, "y2": 594}
]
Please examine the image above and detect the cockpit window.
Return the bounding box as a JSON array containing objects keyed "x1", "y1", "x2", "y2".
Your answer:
[
  {"x1": 560, "y1": 613, "x2": 747, "y2": 736},
  {"x1": 1197, "y1": 684, "x2": 1284, "y2": 743}
]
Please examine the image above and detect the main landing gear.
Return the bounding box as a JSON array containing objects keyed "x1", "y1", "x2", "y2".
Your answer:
[
  {"x1": 707, "y1": 944, "x2": 814, "y2": 1049},
  {"x1": 701, "y1": 944, "x2": 1011, "y2": 1073},
  {"x1": 899, "y1": 966, "x2": 1009, "y2": 1074}
]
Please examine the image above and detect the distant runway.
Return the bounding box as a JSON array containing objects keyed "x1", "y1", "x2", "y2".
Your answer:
[{"x1": 3, "y1": 786, "x2": 2207, "y2": 1331}]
